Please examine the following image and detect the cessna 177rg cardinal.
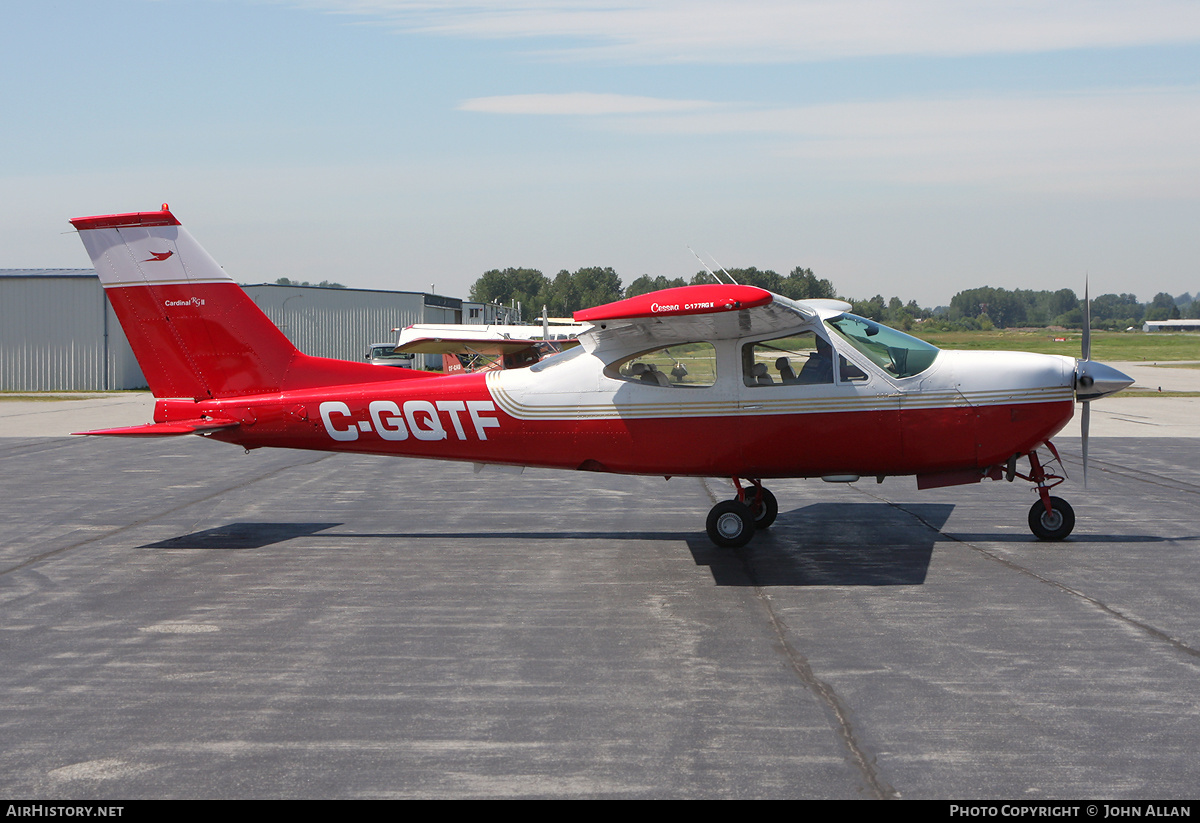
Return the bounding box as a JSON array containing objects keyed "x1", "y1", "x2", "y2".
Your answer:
[{"x1": 71, "y1": 206, "x2": 1134, "y2": 547}]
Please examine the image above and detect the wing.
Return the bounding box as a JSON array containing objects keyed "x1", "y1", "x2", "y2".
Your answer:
[
  {"x1": 573, "y1": 285, "x2": 850, "y2": 348},
  {"x1": 395, "y1": 337, "x2": 578, "y2": 355}
]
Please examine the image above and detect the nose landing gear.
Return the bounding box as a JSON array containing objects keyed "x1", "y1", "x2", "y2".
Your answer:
[{"x1": 1014, "y1": 446, "x2": 1075, "y2": 541}]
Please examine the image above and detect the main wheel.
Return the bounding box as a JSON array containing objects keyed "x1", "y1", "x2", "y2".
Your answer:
[
  {"x1": 707, "y1": 500, "x2": 755, "y2": 548},
  {"x1": 746, "y1": 487, "x2": 778, "y2": 530},
  {"x1": 1028, "y1": 496, "x2": 1075, "y2": 540}
]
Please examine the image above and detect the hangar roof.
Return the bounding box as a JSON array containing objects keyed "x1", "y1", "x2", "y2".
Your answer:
[{"x1": 0, "y1": 268, "x2": 96, "y2": 278}]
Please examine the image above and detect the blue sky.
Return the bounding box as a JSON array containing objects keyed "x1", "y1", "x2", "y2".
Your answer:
[{"x1": 3, "y1": 0, "x2": 1199, "y2": 307}]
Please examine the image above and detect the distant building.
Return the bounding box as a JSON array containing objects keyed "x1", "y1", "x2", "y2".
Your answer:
[
  {"x1": 1142, "y1": 319, "x2": 1200, "y2": 332},
  {"x1": 463, "y1": 301, "x2": 522, "y2": 325},
  {"x1": 0, "y1": 270, "x2": 467, "y2": 390},
  {"x1": 0, "y1": 269, "x2": 143, "y2": 391}
]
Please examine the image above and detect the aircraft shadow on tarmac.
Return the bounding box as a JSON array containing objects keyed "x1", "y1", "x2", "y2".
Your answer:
[
  {"x1": 941, "y1": 531, "x2": 1194, "y2": 544},
  {"x1": 690, "y1": 502, "x2": 952, "y2": 587},
  {"x1": 139, "y1": 522, "x2": 343, "y2": 550},
  {"x1": 137, "y1": 503, "x2": 949, "y2": 587},
  {"x1": 137, "y1": 509, "x2": 1196, "y2": 588},
  {"x1": 139, "y1": 522, "x2": 696, "y2": 550}
]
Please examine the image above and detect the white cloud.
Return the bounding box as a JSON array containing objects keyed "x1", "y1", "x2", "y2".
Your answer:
[
  {"x1": 293, "y1": 0, "x2": 1200, "y2": 62},
  {"x1": 459, "y1": 92, "x2": 715, "y2": 115},
  {"x1": 572, "y1": 87, "x2": 1200, "y2": 195}
]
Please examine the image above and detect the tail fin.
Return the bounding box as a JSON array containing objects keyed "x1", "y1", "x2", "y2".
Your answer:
[{"x1": 71, "y1": 205, "x2": 425, "y2": 399}]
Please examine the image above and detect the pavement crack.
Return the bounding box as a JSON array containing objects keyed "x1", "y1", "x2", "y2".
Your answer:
[
  {"x1": 699, "y1": 477, "x2": 900, "y2": 799},
  {"x1": 855, "y1": 486, "x2": 1200, "y2": 664},
  {"x1": 753, "y1": 587, "x2": 901, "y2": 799}
]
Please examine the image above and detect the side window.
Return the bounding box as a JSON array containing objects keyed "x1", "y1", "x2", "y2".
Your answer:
[
  {"x1": 608, "y1": 343, "x2": 717, "y2": 388},
  {"x1": 839, "y1": 355, "x2": 868, "y2": 382},
  {"x1": 742, "y1": 332, "x2": 834, "y2": 387}
]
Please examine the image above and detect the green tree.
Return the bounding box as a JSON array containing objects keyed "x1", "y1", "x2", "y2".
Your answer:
[
  {"x1": 570, "y1": 266, "x2": 624, "y2": 313},
  {"x1": 782, "y1": 267, "x2": 836, "y2": 300},
  {"x1": 469, "y1": 268, "x2": 549, "y2": 312},
  {"x1": 274, "y1": 277, "x2": 345, "y2": 288},
  {"x1": 851, "y1": 295, "x2": 886, "y2": 321},
  {"x1": 625, "y1": 274, "x2": 687, "y2": 298},
  {"x1": 1145, "y1": 292, "x2": 1181, "y2": 321}
]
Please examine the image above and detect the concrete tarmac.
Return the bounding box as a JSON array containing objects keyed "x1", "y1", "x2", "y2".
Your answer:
[{"x1": 1, "y1": 396, "x2": 1199, "y2": 798}]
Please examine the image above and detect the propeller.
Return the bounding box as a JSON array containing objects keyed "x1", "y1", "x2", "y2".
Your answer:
[
  {"x1": 1074, "y1": 276, "x2": 1135, "y2": 487},
  {"x1": 1081, "y1": 278, "x2": 1090, "y2": 486}
]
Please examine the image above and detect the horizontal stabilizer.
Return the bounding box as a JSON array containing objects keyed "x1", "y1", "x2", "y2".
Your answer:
[{"x1": 74, "y1": 418, "x2": 240, "y2": 437}]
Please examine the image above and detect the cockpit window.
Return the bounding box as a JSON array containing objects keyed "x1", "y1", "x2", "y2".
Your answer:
[
  {"x1": 824, "y1": 313, "x2": 939, "y2": 379},
  {"x1": 742, "y1": 332, "x2": 834, "y2": 387},
  {"x1": 607, "y1": 342, "x2": 717, "y2": 387}
]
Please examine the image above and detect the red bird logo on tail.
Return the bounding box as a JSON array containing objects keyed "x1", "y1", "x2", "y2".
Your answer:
[{"x1": 144, "y1": 250, "x2": 174, "y2": 262}]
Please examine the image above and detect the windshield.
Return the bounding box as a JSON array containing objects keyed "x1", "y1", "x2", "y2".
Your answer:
[
  {"x1": 529, "y1": 345, "x2": 584, "y2": 372},
  {"x1": 824, "y1": 314, "x2": 939, "y2": 378},
  {"x1": 371, "y1": 347, "x2": 411, "y2": 360}
]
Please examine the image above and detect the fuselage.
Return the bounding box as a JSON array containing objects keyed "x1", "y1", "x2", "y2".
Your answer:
[{"x1": 188, "y1": 317, "x2": 1076, "y2": 480}]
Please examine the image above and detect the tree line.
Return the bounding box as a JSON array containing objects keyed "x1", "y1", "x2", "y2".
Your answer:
[
  {"x1": 470, "y1": 265, "x2": 836, "y2": 318},
  {"x1": 935, "y1": 287, "x2": 1197, "y2": 331},
  {"x1": 468, "y1": 266, "x2": 1196, "y2": 330}
]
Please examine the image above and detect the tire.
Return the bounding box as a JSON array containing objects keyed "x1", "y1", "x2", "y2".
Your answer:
[
  {"x1": 1028, "y1": 496, "x2": 1075, "y2": 540},
  {"x1": 707, "y1": 500, "x2": 755, "y2": 549},
  {"x1": 746, "y1": 488, "x2": 778, "y2": 530}
]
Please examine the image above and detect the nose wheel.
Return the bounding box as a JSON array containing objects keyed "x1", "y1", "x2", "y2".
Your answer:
[{"x1": 1028, "y1": 496, "x2": 1075, "y2": 541}]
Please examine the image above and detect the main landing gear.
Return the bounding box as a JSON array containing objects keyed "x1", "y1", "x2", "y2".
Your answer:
[
  {"x1": 1013, "y1": 445, "x2": 1075, "y2": 541},
  {"x1": 706, "y1": 478, "x2": 776, "y2": 548},
  {"x1": 707, "y1": 448, "x2": 1078, "y2": 548}
]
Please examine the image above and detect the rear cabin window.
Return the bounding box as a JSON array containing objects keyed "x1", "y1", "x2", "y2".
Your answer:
[{"x1": 608, "y1": 343, "x2": 717, "y2": 387}]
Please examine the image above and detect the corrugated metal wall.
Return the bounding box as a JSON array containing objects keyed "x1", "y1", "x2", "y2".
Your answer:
[
  {"x1": 1, "y1": 275, "x2": 462, "y2": 390},
  {"x1": 242, "y1": 285, "x2": 460, "y2": 368},
  {"x1": 0, "y1": 272, "x2": 145, "y2": 391}
]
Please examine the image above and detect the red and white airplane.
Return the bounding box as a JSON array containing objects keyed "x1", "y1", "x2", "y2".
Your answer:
[{"x1": 71, "y1": 205, "x2": 1133, "y2": 547}]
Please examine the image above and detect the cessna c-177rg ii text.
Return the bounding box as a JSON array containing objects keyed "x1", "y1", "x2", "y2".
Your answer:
[{"x1": 71, "y1": 206, "x2": 1134, "y2": 547}]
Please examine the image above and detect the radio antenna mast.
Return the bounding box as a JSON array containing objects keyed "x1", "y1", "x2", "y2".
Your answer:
[
  {"x1": 707, "y1": 251, "x2": 738, "y2": 285},
  {"x1": 687, "y1": 246, "x2": 738, "y2": 285}
]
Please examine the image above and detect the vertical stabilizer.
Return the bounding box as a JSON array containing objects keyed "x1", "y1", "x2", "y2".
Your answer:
[{"x1": 72, "y1": 205, "x2": 426, "y2": 400}]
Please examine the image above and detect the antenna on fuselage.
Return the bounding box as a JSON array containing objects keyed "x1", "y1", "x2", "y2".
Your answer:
[
  {"x1": 707, "y1": 252, "x2": 738, "y2": 285},
  {"x1": 687, "y1": 246, "x2": 739, "y2": 285}
]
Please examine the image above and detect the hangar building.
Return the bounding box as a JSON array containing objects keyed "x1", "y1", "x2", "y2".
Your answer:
[{"x1": 0, "y1": 269, "x2": 467, "y2": 391}]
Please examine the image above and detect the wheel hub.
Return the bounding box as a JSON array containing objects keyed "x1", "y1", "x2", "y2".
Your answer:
[{"x1": 717, "y1": 512, "x2": 744, "y2": 539}]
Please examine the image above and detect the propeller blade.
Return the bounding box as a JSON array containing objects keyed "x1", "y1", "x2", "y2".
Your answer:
[
  {"x1": 1082, "y1": 275, "x2": 1091, "y2": 361},
  {"x1": 1081, "y1": 401, "x2": 1090, "y2": 488}
]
